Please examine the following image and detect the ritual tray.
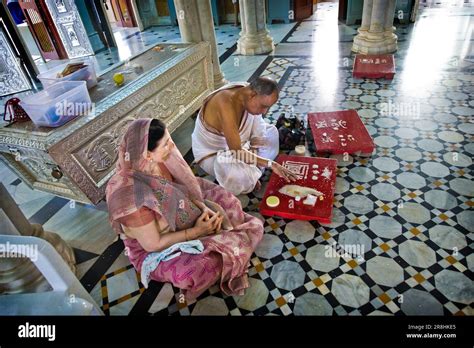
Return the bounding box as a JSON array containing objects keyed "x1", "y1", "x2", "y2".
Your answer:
[
  {"x1": 308, "y1": 110, "x2": 375, "y2": 156},
  {"x1": 260, "y1": 155, "x2": 337, "y2": 223},
  {"x1": 353, "y1": 54, "x2": 395, "y2": 79}
]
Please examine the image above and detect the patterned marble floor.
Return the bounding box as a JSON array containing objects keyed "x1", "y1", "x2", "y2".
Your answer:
[
  {"x1": 0, "y1": 19, "x2": 294, "y2": 116},
  {"x1": 1, "y1": 1, "x2": 473, "y2": 316}
]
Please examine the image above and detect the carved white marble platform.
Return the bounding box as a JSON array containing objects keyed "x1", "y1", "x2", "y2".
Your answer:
[{"x1": 0, "y1": 43, "x2": 213, "y2": 204}]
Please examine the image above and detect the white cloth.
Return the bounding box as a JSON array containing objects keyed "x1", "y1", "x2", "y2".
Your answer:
[
  {"x1": 192, "y1": 82, "x2": 279, "y2": 195},
  {"x1": 140, "y1": 240, "x2": 204, "y2": 288}
]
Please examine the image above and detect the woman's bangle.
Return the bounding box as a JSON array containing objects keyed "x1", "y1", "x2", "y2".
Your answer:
[{"x1": 184, "y1": 229, "x2": 189, "y2": 241}]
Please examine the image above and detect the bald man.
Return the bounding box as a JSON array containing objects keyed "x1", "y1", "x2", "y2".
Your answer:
[{"x1": 192, "y1": 77, "x2": 297, "y2": 196}]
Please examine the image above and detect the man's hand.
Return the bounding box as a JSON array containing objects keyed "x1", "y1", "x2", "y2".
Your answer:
[
  {"x1": 271, "y1": 162, "x2": 299, "y2": 182},
  {"x1": 250, "y1": 136, "x2": 267, "y2": 149}
]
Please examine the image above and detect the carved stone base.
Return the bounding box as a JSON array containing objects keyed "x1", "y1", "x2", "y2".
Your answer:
[
  {"x1": 352, "y1": 31, "x2": 398, "y2": 54},
  {"x1": 0, "y1": 225, "x2": 76, "y2": 294},
  {"x1": 31, "y1": 224, "x2": 77, "y2": 275},
  {"x1": 0, "y1": 182, "x2": 77, "y2": 294},
  {"x1": 0, "y1": 254, "x2": 50, "y2": 294},
  {"x1": 237, "y1": 31, "x2": 275, "y2": 55}
]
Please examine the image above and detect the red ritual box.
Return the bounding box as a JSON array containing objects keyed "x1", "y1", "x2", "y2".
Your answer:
[
  {"x1": 353, "y1": 54, "x2": 395, "y2": 79},
  {"x1": 260, "y1": 155, "x2": 337, "y2": 223},
  {"x1": 308, "y1": 109, "x2": 375, "y2": 156}
]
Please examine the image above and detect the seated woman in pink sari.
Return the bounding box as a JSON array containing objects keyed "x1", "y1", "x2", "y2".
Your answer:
[{"x1": 106, "y1": 118, "x2": 264, "y2": 301}]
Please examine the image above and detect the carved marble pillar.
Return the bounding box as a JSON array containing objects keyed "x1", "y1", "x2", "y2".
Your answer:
[
  {"x1": 352, "y1": 0, "x2": 398, "y2": 54},
  {"x1": 383, "y1": 0, "x2": 398, "y2": 51},
  {"x1": 411, "y1": 0, "x2": 421, "y2": 22},
  {"x1": 236, "y1": 0, "x2": 274, "y2": 55},
  {"x1": 174, "y1": 0, "x2": 226, "y2": 88},
  {"x1": 356, "y1": 0, "x2": 373, "y2": 39},
  {"x1": 0, "y1": 183, "x2": 76, "y2": 294}
]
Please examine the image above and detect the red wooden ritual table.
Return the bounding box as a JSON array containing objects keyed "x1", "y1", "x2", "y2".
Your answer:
[
  {"x1": 352, "y1": 54, "x2": 395, "y2": 79},
  {"x1": 260, "y1": 155, "x2": 337, "y2": 223},
  {"x1": 308, "y1": 109, "x2": 375, "y2": 156}
]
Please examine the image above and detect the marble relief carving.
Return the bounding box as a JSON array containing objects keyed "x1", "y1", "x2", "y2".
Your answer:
[
  {"x1": 86, "y1": 134, "x2": 117, "y2": 173},
  {"x1": 21, "y1": 157, "x2": 54, "y2": 181},
  {"x1": 6, "y1": 146, "x2": 56, "y2": 181},
  {"x1": 84, "y1": 117, "x2": 134, "y2": 176},
  {"x1": 132, "y1": 67, "x2": 204, "y2": 124},
  {"x1": 0, "y1": 136, "x2": 46, "y2": 151},
  {"x1": 0, "y1": 152, "x2": 87, "y2": 201},
  {"x1": 44, "y1": 0, "x2": 94, "y2": 58},
  {"x1": 0, "y1": 29, "x2": 31, "y2": 96},
  {"x1": 2, "y1": 146, "x2": 81, "y2": 198}
]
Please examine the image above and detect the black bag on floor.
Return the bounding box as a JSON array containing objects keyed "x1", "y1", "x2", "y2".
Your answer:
[{"x1": 276, "y1": 113, "x2": 306, "y2": 151}]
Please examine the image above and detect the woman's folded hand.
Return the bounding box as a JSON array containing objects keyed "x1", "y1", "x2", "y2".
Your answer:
[
  {"x1": 194, "y1": 211, "x2": 222, "y2": 237},
  {"x1": 214, "y1": 214, "x2": 224, "y2": 234},
  {"x1": 194, "y1": 200, "x2": 218, "y2": 221}
]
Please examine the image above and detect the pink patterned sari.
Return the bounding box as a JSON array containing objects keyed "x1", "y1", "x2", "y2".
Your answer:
[{"x1": 106, "y1": 119, "x2": 264, "y2": 301}]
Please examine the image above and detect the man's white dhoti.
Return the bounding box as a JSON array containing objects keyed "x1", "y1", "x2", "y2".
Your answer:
[{"x1": 192, "y1": 83, "x2": 279, "y2": 195}]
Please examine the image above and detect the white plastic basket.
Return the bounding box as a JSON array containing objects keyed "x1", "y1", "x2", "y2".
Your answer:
[
  {"x1": 21, "y1": 81, "x2": 92, "y2": 128},
  {"x1": 38, "y1": 61, "x2": 97, "y2": 89}
]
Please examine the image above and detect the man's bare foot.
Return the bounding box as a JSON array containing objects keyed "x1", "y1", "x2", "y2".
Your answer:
[{"x1": 253, "y1": 180, "x2": 262, "y2": 192}]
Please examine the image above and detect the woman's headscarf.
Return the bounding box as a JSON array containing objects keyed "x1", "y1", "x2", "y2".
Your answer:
[{"x1": 106, "y1": 118, "x2": 203, "y2": 233}]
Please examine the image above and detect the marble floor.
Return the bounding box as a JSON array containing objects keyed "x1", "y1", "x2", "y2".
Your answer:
[
  {"x1": 1, "y1": 1, "x2": 473, "y2": 316},
  {"x1": 0, "y1": 19, "x2": 294, "y2": 115},
  {"x1": 34, "y1": 21, "x2": 294, "y2": 76}
]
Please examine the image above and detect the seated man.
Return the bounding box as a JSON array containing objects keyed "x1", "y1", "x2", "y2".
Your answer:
[{"x1": 192, "y1": 77, "x2": 298, "y2": 195}]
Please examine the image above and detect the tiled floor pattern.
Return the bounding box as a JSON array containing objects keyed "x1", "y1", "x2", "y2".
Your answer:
[
  {"x1": 0, "y1": 19, "x2": 295, "y2": 117},
  {"x1": 1, "y1": 1, "x2": 473, "y2": 316}
]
